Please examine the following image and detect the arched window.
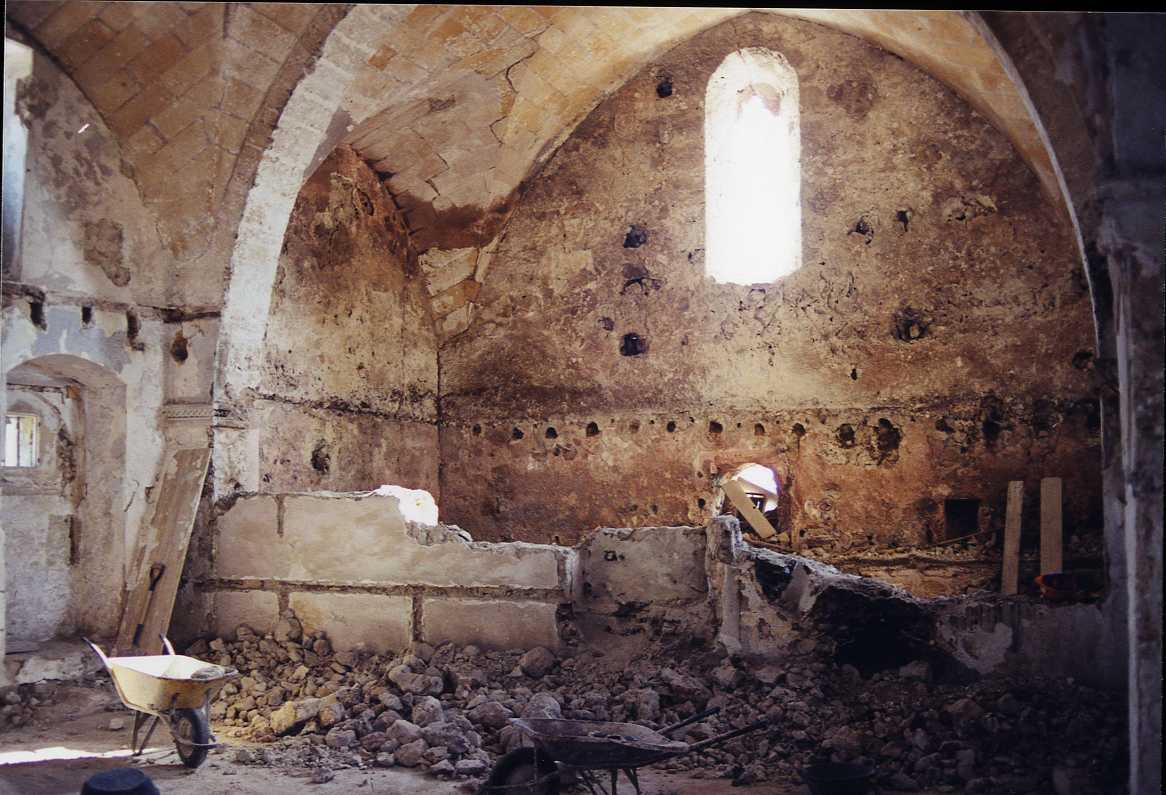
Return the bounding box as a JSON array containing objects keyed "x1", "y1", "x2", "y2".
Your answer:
[{"x1": 705, "y1": 48, "x2": 801, "y2": 285}]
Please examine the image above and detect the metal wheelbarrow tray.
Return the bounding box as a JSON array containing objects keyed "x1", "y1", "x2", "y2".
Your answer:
[
  {"x1": 483, "y1": 708, "x2": 772, "y2": 795},
  {"x1": 84, "y1": 636, "x2": 238, "y2": 769}
]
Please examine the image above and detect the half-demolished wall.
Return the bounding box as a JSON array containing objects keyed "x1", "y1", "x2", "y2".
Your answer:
[
  {"x1": 256, "y1": 147, "x2": 440, "y2": 495},
  {"x1": 189, "y1": 490, "x2": 571, "y2": 652},
  {"x1": 577, "y1": 517, "x2": 1118, "y2": 686},
  {"x1": 438, "y1": 13, "x2": 1101, "y2": 548},
  {"x1": 190, "y1": 491, "x2": 1112, "y2": 686}
]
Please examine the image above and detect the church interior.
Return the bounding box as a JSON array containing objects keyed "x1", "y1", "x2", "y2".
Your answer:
[{"x1": 1, "y1": 6, "x2": 1162, "y2": 794}]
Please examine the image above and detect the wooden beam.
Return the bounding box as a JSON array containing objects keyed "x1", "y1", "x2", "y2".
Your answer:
[
  {"x1": 1002, "y1": 480, "x2": 1023, "y2": 595},
  {"x1": 1040, "y1": 477, "x2": 1063, "y2": 575},
  {"x1": 115, "y1": 446, "x2": 211, "y2": 655},
  {"x1": 722, "y1": 479, "x2": 777, "y2": 540}
]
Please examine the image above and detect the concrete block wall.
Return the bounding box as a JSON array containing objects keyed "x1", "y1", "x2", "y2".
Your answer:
[{"x1": 200, "y1": 490, "x2": 573, "y2": 652}]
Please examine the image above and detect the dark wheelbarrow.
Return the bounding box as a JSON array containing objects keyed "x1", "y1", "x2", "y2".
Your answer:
[{"x1": 479, "y1": 707, "x2": 772, "y2": 795}]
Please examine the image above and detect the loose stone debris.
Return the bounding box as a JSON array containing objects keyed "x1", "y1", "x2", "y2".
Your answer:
[
  {"x1": 0, "y1": 681, "x2": 56, "y2": 731},
  {"x1": 161, "y1": 607, "x2": 1128, "y2": 793}
]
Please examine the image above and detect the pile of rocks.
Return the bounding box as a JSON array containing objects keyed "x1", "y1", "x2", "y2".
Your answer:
[
  {"x1": 0, "y1": 682, "x2": 56, "y2": 731},
  {"x1": 193, "y1": 610, "x2": 1125, "y2": 792}
]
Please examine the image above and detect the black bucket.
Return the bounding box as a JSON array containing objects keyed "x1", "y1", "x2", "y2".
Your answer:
[
  {"x1": 801, "y1": 762, "x2": 874, "y2": 795},
  {"x1": 80, "y1": 768, "x2": 160, "y2": 795}
]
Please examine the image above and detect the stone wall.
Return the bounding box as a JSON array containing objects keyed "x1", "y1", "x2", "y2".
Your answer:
[
  {"x1": 194, "y1": 490, "x2": 573, "y2": 652},
  {"x1": 1, "y1": 383, "x2": 79, "y2": 642},
  {"x1": 734, "y1": 545, "x2": 1115, "y2": 686},
  {"x1": 439, "y1": 13, "x2": 1101, "y2": 547},
  {"x1": 255, "y1": 147, "x2": 440, "y2": 495},
  {"x1": 575, "y1": 525, "x2": 712, "y2": 639}
]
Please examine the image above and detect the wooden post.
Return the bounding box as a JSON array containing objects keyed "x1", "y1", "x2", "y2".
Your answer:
[
  {"x1": 1040, "y1": 477, "x2": 1063, "y2": 575},
  {"x1": 1002, "y1": 481, "x2": 1023, "y2": 595}
]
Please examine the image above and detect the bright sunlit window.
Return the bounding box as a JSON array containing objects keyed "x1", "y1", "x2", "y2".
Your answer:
[
  {"x1": 705, "y1": 48, "x2": 801, "y2": 285},
  {"x1": 731, "y1": 462, "x2": 780, "y2": 512},
  {"x1": 4, "y1": 413, "x2": 39, "y2": 467}
]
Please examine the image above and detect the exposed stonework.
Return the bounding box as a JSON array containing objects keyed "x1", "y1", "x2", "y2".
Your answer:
[
  {"x1": 439, "y1": 14, "x2": 1100, "y2": 551},
  {"x1": 257, "y1": 146, "x2": 438, "y2": 494},
  {"x1": 9, "y1": 51, "x2": 171, "y2": 303},
  {"x1": 6, "y1": 1, "x2": 339, "y2": 305}
]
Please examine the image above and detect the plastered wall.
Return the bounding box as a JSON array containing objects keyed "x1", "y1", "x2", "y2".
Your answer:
[
  {"x1": 1, "y1": 51, "x2": 213, "y2": 673},
  {"x1": 438, "y1": 14, "x2": 1101, "y2": 546}
]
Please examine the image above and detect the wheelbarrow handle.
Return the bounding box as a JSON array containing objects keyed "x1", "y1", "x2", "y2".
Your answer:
[
  {"x1": 159, "y1": 634, "x2": 176, "y2": 655},
  {"x1": 682, "y1": 716, "x2": 774, "y2": 755},
  {"x1": 660, "y1": 706, "x2": 721, "y2": 737},
  {"x1": 81, "y1": 637, "x2": 110, "y2": 670}
]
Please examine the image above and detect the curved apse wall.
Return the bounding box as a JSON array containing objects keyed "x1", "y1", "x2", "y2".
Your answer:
[{"x1": 437, "y1": 13, "x2": 1100, "y2": 552}]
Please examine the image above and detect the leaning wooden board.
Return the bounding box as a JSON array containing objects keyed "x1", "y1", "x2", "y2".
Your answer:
[
  {"x1": 723, "y1": 479, "x2": 779, "y2": 542},
  {"x1": 115, "y1": 446, "x2": 211, "y2": 656},
  {"x1": 1001, "y1": 480, "x2": 1024, "y2": 595},
  {"x1": 1039, "y1": 477, "x2": 1063, "y2": 576}
]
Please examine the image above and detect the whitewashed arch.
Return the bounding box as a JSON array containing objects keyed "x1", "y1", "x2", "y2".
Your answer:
[{"x1": 210, "y1": 5, "x2": 417, "y2": 493}]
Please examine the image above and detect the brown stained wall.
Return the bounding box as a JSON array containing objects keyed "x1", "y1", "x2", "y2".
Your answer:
[
  {"x1": 439, "y1": 14, "x2": 1101, "y2": 545},
  {"x1": 257, "y1": 146, "x2": 439, "y2": 494}
]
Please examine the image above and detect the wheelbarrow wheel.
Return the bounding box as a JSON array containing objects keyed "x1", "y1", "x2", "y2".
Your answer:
[
  {"x1": 171, "y1": 709, "x2": 210, "y2": 768},
  {"x1": 480, "y1": 747, "x2": 560, "y2": 794}
]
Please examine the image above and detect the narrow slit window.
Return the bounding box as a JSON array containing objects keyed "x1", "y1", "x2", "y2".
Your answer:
[
  {"x1": 705, "y1": 48, "x2": 801, "y2": 285},
  {"x1": 4, "y1": 413, "x2": 40, "y2": 467}
]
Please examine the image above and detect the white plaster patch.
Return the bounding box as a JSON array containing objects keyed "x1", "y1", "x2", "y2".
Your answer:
[{"x1": 372, "y1": 484, "x2": 438, "y2": 525}]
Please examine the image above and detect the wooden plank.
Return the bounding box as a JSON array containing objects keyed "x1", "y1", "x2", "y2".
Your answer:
[
  {"x1": 723, "y1": 479, "x2": 777, "y2": 540},
  {"x1": 735, "y1": 478, "x2": 780, "y2": 504},
  {"x1": 1040, "y1": 477, "x2": 1063, "y2": 575},
  {"x1": 115, "y1": 446, "x2": 211, "y2": 655},
  {"x1": 1001, "y1": 480, "x2": 1023, "y2": 595}
]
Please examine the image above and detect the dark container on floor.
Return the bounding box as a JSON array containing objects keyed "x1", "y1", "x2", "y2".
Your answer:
[
  {"x1": 801, "y1": 762, "x2": 874, "y2": 795},
  {"x1": 80, "y1": 768, "x2": 160, "y2": 795}
]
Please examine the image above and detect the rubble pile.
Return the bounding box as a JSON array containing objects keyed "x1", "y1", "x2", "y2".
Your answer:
[
  {"x1": 0, "y1": 682, "x2": 57, "y2": 731},
  {"x1": 196, "y1": 608, "x2": 1125, "y2": 792}
]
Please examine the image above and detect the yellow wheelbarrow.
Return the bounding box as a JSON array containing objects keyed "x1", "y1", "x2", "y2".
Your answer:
[{"x1": 83, "y1": 636, "x2": 238, "y2": 768}]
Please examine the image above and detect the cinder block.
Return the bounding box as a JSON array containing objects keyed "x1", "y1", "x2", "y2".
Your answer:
[
  {"x1": 582, "y1": 527, "x2": 707, "y2": 611},
  {"x1": 213, "y1": 590, "x2": 278, "y2": 637},
  {"x1": 422, "y1": 598, "x2": 560, "y2": 650},
  {"x1": 289, "y1": 592, "x2": 412, "y2": 652},
  {"x1": 214, "y1": 495, "x2": 290, "y2": 578}
]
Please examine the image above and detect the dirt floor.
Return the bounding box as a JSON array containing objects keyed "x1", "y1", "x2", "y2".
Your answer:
[{"x1": 0, "y1": 684, "x2": 812, "y2": 795}]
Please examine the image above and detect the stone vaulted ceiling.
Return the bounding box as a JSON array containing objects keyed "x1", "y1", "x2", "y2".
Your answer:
[{"x1": 7, "y1": 4, "x2": 1063, "y2": 262}]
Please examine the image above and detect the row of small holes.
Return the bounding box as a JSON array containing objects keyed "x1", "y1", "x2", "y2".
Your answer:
[{"x1": 470, "y1": 421, "x2": 779, "y2": 437}]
